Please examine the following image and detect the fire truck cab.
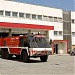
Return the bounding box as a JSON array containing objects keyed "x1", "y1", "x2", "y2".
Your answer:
[{"x1": 0, "y1": 34, "x2": 52, "y2": 62}]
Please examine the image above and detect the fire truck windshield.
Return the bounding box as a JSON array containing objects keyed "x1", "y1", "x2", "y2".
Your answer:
[
  {"x1": 28, "y1": 35, "x2": 51, "y2": 48},
  {"x1": 34, "y1": 37, "x2": 51, "y2": 48}
]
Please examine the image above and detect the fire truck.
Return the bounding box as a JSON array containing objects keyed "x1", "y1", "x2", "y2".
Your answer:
[{"x1": 0, "y1": 33, "x2": 52, "y2": 62}]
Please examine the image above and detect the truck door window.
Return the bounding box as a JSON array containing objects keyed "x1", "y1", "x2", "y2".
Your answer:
[
  {"x1": 19, "y1": 37, "x2": 25, "y2": 47},
  {"x1": 28, "y1": 36, "x2": 38, "y2": 48}
]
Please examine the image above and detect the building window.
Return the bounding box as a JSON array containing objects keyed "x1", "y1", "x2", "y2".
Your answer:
[
  {"x1": 54, "y1": 31, "x2": 58, "y2": 36},
  {"x1": 26, "y1": 13, "x2": 31, "y2": 19},
  {"x1": 12, "y1": 12, "x2": 18, "y2": 18},
  {"x1": 5, "y1": 11, "x2": 11, "y2": 17},
  {"x1": 58, "y1": 18, "x2": 62, "y2": 23},
  {"x1": 72, "y1": 19, "x2": 75, "y2": 23},
  {"x1": 32, "y1": 14, "x2": 37, "y2": 20},
  {"x1": 19, "y1": 13, "x2": 24, "y2": 18},
  {"x1": 72, "y1": 32, "x2": 75, "y2": 37},
  {"x1": 49, "y1": 16, "x2": 53, "y2": 22},
  {"x1": 37, "y1": 15, "x2": 42, "y2": 20},
  {"x1": 0, "y1": 10, "x2": 4, "y2": 16},
  {"x1": 54, "y1": 17, "x2": 58, "y2": 22},
  {"x1": 63, "y1": 22, "x2": 68, "y2": 29},
  {"x1": 63, "y1": 35, "x2": 68, "y2": 40},
  {"x1": 59, "y1": 31, "x2": 62, "y2": 36},
  {"x1": 43, "y1": 16, "x2": 48, "y2": 21},
  {"x1": 48, "y1": 16, "x2": 53, "y2": 22}
]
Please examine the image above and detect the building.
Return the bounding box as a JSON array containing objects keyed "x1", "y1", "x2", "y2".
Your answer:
[{"x1": 0, "y1": 0, "x2": 75, "y2": 54}]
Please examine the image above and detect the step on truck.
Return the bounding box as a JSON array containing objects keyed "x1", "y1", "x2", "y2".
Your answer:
[{"x1": 0, "y1": 33, "x2": 52, "y2": 62}]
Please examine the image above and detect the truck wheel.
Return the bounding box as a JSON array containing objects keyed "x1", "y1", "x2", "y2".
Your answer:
[
  {"x1": 1, "y1": 49, "x2": 5, "y2": 59},
  {"x1": 71, "y1": 52, "x2": 74, "y2": 56},
  {"x1": 40, "y1": 55, "x2": 48, "y2": 62},
  {"x1": 21, "y1": 50, "x2": 29, "y2": 63},
  {"x1": 16, "y1": 55, "x2": 20, "y2": 59},
  {"x1": 5, "y1": 50, "x2": 11, "y2": 59}
]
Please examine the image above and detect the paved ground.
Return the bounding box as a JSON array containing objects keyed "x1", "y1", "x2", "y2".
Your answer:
[{"x1": 0, "y1": 54, "x2": 75, "y2": 75}]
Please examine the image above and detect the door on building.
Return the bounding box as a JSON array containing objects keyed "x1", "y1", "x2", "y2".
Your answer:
[{"x1": 54, "y1": 44, "x2": 58, "y2": 54}]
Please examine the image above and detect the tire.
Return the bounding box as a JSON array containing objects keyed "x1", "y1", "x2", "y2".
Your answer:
[
  {"x1": 21, "y1": 50, "x2": 29, "y2": 63},
  {"x1": 16, "y1": 55, "x2": 20, "y2": 59},
  {"x1": 71, "y1": 52, "x2": 74, "y2": 56},
  {"x1": 5, "y1": 50, "x2": 11, "y2": 59},
  {"x1": 40, "y1": 55, "x2": 48, "y2": 62},
  {"x1": 1, "y1": 49, "x2": 5, "y2": 59}
]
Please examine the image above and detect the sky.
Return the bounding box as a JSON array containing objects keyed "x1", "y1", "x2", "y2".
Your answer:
[{"x1": 15, "y1": 0, "x2": 75, "y2": 11}]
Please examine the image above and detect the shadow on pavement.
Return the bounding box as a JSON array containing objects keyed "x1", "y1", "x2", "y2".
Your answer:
[{"x1": 3, "y1": 57, "x2": 43, "y2": 63}]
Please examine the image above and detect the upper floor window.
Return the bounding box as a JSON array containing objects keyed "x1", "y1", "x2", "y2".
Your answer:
[
  {"x1": 48, "y1": 16, "x2": 53, "y2": 22},
  {"x1": 58, "y1": 18, "x2": 62, "y2": 23},
  {"x1": 12, "y1": 12, "x2": 18, "y2": 18},
  {"x1": 63, "y1": 22, "x2": 69, "y2": 30},
  {"x1": 72, "y1": 19, "x2": 75, "y2": 23},
  {"x1": 54, "y1": 31, "x2": 58, "y2": 36},
  {"x1": 5, "y1": 11, "x2": 11, "y2": 17},
  {"x1": 32, "y1": 14, "x2": 37, "y2": 20},
  {"x1": 26, "y1": 13, "x2": 31, "y2": 19},
  {"x1": 43, "y1": 16, "x2": 48, "y2": 21},
  {"x1": 54, "y1": 17, "x2": 58, "y2": 22},
  {"x1": 72, "y1": 32, "x2": 75, "y2": 37},
  {"x1": 37, "y1": 15, "x2": 42, "y2": 20},
  {"x1": 59, "y1": 31, "x2": 62, "y2": 36},
  {"x1": 0, "y1": 10, "x2": 4, "y2": 16},
  {"x1": 19, "y1": 12, "x2": 24, "y2": 18}
]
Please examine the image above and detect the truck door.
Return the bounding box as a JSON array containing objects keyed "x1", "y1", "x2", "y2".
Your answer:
[{"x1": 19, "y1": 37, "x2": 29, "y2": 47}]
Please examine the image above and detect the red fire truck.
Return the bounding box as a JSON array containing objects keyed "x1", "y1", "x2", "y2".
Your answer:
[{"x1": 0, "y1": 34, "x2": 52, "y2": 62}]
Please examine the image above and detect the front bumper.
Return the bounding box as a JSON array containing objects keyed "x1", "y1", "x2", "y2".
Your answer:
[{"x1": 29, "y1": 48, "x2": 52, "y2": 56}]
